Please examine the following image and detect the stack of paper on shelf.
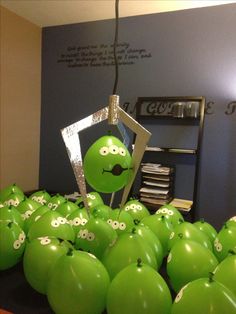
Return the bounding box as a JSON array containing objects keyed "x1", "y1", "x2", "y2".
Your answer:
[{"x1": 139, "y1": 163, "x2": 174, "y2": 207}]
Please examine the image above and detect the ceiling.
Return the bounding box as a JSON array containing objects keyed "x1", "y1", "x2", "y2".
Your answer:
[{"x1": 1, "y1": 0, "x2": 236, "y2": 27}]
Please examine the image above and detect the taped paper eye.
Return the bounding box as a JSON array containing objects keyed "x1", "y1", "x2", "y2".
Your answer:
[
  {"x1": 87, "y1": 232, "x2": 95, "y2": 241},
  {"x1": 58, "y1": 217, "x2": 66, "y2": 224},
  {"x1": 169, "y1": 231, "x2": 175, "y2": 240},
  {"x1": 109, "y1": 145, "x2": 119, "y2": 154},
  {"x1": 118, "y1": 147, "x2": 126, "y2": 156},
  {"x1": 99, "y1": 146, "x2": 109, "y2": 156},
  {"x1": 167, "y1": 252, "x2": 172, "y2": 263},
  {"x1": 13, "y1": 240, "x2": 21, "y2": 250},
  {"x1": 40, "y1": 238, "x2": 51, "y2": 245},
  {"x1": 47, "y1": 202, "x2": 53, "y2": 209},
  {"x1": 156, "y1": 209, "x2": 162, "y2": 214},
  {"x1": 19, "y1": 232, "x2": 25, "y2": 243},
  {"x1": 175, "y1": 286, "x2": 187, "y2": 303},
  {"x1": 24, "y1": 210, "x2": 33, "y2": 219},
  {"x1": 119, "y1": 222, "x2": 126, "y2": 230},
  {"x1": 136, "y1": 205, "x2": 142, "y2": 211},
  {"x1": 216, "y1": 243, "x2": 222, "y2": 252},
  {"x1": 87, "y1": 194, "x2": 95, "y2": 200},
  {"x1": 80, "y1": 229, "x2": 88, "y2": 239},
  {"x1": 81, "y1": 218, "x2": 88, "y2": 226},
  {"x1": 112, "y1": 220, "x2": 119, "y2": 230},
  {"x1": 124, "y1": 206, "x2": 130, "y2": 211},
  {"x1": 162, "y1": 208, "x2": 168, "y2": 214},
  {"x1": 130, "y1": 204, "x2": 136, "y2": 210},
  {"x1": 73, "y1": 217, "x2": 81, "y2": 226},
  {"x1": 107, "y1": 219, "x2": 113, "y2": 225},
  {"x1": 51, "y1": 220, "x2": 60, "y2": 228},
  {"x1": 52, "y1": 204, "x2": 58, "y2": 210},
  {"x1": 168, "y1": 210, "x2": 174, "y2": 216},
  {"x1": 214, "y1": 238, "x2": 219, "y2": 246}
]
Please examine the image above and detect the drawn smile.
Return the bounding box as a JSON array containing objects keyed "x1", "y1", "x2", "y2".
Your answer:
[{"x1": 102, "y1": 164, "x2": 132, "y2": 176}]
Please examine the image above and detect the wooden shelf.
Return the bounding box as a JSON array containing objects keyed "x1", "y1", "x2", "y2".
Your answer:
[{"x1": 145, "y1": 146, "x2": 197, "y2": 154}]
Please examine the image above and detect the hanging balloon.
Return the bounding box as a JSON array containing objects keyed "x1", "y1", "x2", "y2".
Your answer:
[
  {"x1": 193, "y1": 219, "x2": 217, "y2": 245},
  {"x1": 155, "y1": 204, "x2": 184, "y2": 227},
  {"x1": 107, "y1": 260, "x2": 172, "y2": 314},
  {"x1": 47, "y1": 249, "x2": 110, "y2": 314},
  {"x1": 83, "y1": 135, "x2": 133, "y2": 193},
  {"x1": 75, "y1": 217, "x2": 117, "y2": 259},
  {"x1": 168, "y1": 221, "x2": 212, "y2": 252},
  {"x1": 0, "y1": 221, "x2": 26, "y2": 270},
  {"x1": 122, "y1": 198, "x2": 150, "y2": 221},
  {"x1": 102, "y1": 229, "x2": 157, "y2": 280},
  {"x1": 29, "y1": 190, "x2": 51, "y2": 206},
  {"x1": 214, "y1": 250, "x2": 236, "y2": 297},
  {"x1": 167, "y1": 237, "x2": 218, "y2": 293},
  {"x1": 23, "y1": 237, "x2": 73, "y2": 294},
  {"x1": 213, "y1": 224, "x2": 236, "y2": 261},
  {"x1": 171, "y1": 276, "x2": 236, "y2": 314},
  {"x1": 141, "y1": 215, "x2": 174, "y2": 256},
  {"x1": 27, "y1": 210, "x2": 75, "y2": 242},
  {"x1": 107, "y1": 209, "x2": 134, "y2": 235},
  {"x1": 75, "y1": 191, "x2": 104, "y2": 209}
]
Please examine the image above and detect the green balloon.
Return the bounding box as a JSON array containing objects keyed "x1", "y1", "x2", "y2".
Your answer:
[
  {"x1": 194, "y1": 219, "x2": 217, "y2": 245},
  {"x1": 75, "y1": 191, "x2": 104, "y2": 208},
  {"x1": 107, "y1": 260, "x2": 172, "y2": 314},
  {"x1": 155, "y1": 204, "x2": 184, "y2": 227},
  {"x1": 168, "y1": 221, "x2": 212, "y2": 252},
  {"x1": 55, "y1": 200, "x2": 78, "y2": 217},
  {"x1": 0, "y1": 183, "x2": 24, "y2": 202},
  {"x1": 24, "y1": 205, "x2": 50, "y2": 235},
  {"x1": 167, "y1": 238, "x2": 218, "y2": 292},
  {"x1": 47, "y1": 193, "x2": 66, "y2": 211},
  {"x1": 23, "y1": 237, "x2": 72, "y2": 294},
  {"x1": 47, "y1": 249, "x2": 110, "y2": 314},
  {"x1": 214, "y1": 251, "x2": 236, "y2": 297},
  {"x1": 141, "y1": 215, "x2": 174, "y2": 256},
  {"x1": 226, "y1": 216, "x2": 236, "y2": 229},
  {"x1": 16, "y1": 197, "x2": 41, "y2": 221},
  {"x1": 122, "y1": 198, "x2": 150, "y2": 221},
  {"x1": 131, "y1": 223, "x2": 163, "y2": 270},
  {"x1": 75, "y1": 217, "x2": 117, "y2": 259},
  {"x1": 102, "y1": 229, "x2": 157, "y2": 280},
  {"x1": 0, "y1": 205, "x2": 24, "y2": 230},
  {"x1": 0, "y1": 221, "x2": 26, "y2": 270},
  {"x1": 107, "y1": 209, "x2": 134, "y2": 235},
  {"x1": 171, "y1": 277, "x2": 236, "y2": 314},
  {"x1": 84, "y1": 135, "x2": 133, "y2": 193},
  {"x1": 90, "y1": 204, "x2": 112, "y2": 220},
  {"x1": 28, "y1": 210, "x2": 75, "y2": 242},
  {"x1": 29, "y1": 190, "x2": 51, "y2": 205},
  {"x1": 3, "y1": 192, "x2": 24, "y2": 207},
  {"x1": 213, "y1": 224, "x2": 236, "y2": 261},
  {"x1": 67, "y1": 208, "x2": 89, "y2": 234}
]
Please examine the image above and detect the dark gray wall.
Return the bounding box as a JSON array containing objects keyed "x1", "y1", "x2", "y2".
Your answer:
[{"x1": 40, "y1": 4, "x2": 236, "y2": 229}]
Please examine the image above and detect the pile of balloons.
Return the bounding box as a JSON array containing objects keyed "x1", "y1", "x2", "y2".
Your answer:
[{"x1": 1, "y1": 183, "x2": 236, "y2": 314}]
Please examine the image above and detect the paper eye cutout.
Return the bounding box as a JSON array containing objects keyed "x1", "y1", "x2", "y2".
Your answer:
[
  {"x1": 109, "y1": 145, "x2": 119, "y2": 154},
  {"x1": 99, "y1": 146, "x2": 109, "y2": 156},
  {"x1": 51, "y1": 220, "x2": 60, "y2": 227},
  {"x1": 112, "y1": 220, "x2": 119, "y2": 230},
  {"x1": 73, "y1": 217, "x2": 81, "y2": 226},
  {"x1": 107, "y1": 219, "x2": 113, "y2": 225},
  {"x1": 58, "y1": 217, "x2": 66, "y2": 224},
  {"x1": 167, "y1": 252, "x2": 172, "y2": 263},
  {"x1": 19, "y1": 232, "x2": 25, "y2": 243},
  {"x1": 169, "y1": 232, "x2": 175, "y2": 240},
  {"x1": 119, "y1": 147, "x2": 126, "y2": 156},
  {"x1": 124, "y1": 206, "x2": 130, "y2": 211},
  {"x1": 87, "y1": 232, "x2": 95, "y2": 241},
  {"x1": 13, "y1": 240, "x2": 21, "y2": 250},
  {"x1": 119, "y1": 222, "x2": 126, "y2": 230},
  {"x1": 80, "y1": 229, "x2": 88, "y2": 239},
  {"x1": 40, "y1": 238, "x2": 51, "y2": 245},
  {"x1": 81, "y1": 218, "x2": 88, "y2": 226}
]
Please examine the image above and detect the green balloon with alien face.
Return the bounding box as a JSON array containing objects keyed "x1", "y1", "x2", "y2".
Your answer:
[{"x1": 84, "y1": 135, "x2": 133, "y2": 193}]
